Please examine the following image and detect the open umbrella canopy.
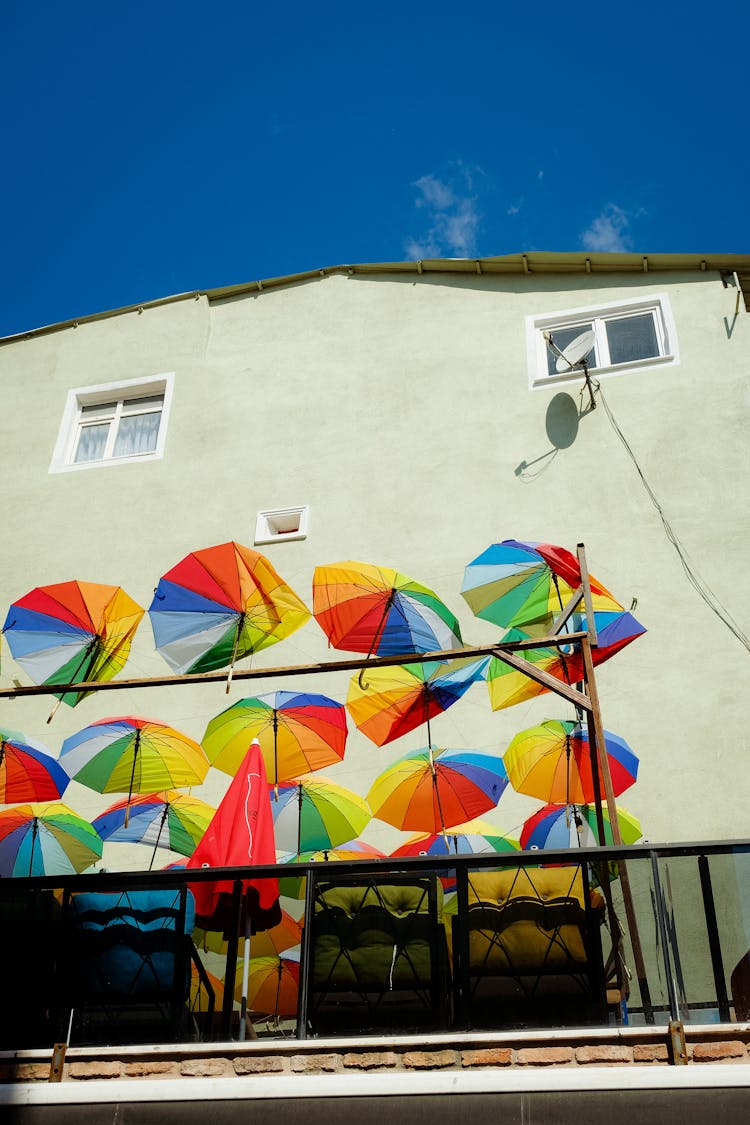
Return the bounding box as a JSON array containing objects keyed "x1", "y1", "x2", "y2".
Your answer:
[
  {"x1": 487, "y1": 611, "x2": 646, "y2": 711},
  {"x1": 391, "y1": 818, "x2": 519, "y2": 858},
  {"x1": 0, "y1": 802, "x2": 102, "y2": 876},
  {"x1": 202, "y1": 690, "x2": 348, "y2": 787},
  {"x1": 278, "y1": 839, "x2": 386, "y2": 899},
  {"x1": 2, "y1": 581, "x2": 144, "y2": 707},
  {"x1": 368, "y1": 748, "x2": 508, "y2": 835},
  {"x1": 312, "y1": 561, "x2": 462, "y2": 657},
  {"x1": 59, "y1": 717, "x2": 209, "y2": 817},
  {"x1": 504, "y1": 720, "x2": 639, "y2": 806},
  {"x1": 345, "y1": 656, "x2": 488, "y2": 747},
  {"x1": 461, "y1": 539, "x2": 622, "y2": 634},
  {"x1": 0, "y1": 727, "x2": 69, "y2": 802},
  {"x1": 271, "y1": 777, "x2": 371, "y2": 856},
  {"x1": 92, "y1": 790, "x2": 214, "y2": 862},
  {"x1": 238, "y1": 953, "x2": 300, "y2": 1018},
  {"x1": 520, "y1": 802, "x2": 642, "y2": 850},
  {"x1": 148, "y1": 541, "x2": 310, "y2": 676}
]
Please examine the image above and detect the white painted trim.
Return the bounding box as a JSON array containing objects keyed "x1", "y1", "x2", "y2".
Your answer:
[
  {"x1": 526, "y1": 292, "x2": 680, "y2": 390},
  {"x1": 49, "y1": 372, "x2": 175, "y2": 473},
  {"x1": 6, "y1": 1064, "x2": 750, "y2": 1105},
  {"x1": 254, "y1": 504, "x2": 310, "y2": 544}
]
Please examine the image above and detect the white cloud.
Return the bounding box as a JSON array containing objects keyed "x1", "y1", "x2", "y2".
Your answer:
[
  {"x1": 405, "y1": 164, "x2": 481, "y2": 259},
  {"x1": 581, "y1": 205, "x2": 632, "y2": 252}
]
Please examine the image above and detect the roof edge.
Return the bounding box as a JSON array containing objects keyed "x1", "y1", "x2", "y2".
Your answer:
[{"x1": 3, "y1": 251, "x2": 749, "y2": 344}]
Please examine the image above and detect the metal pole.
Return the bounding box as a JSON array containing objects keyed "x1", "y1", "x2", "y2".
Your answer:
[{"x1": 698, "y1": 853, "x2": 731, "y2": 1022}]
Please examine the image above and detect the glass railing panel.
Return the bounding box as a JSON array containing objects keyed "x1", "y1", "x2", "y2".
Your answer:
[{"x1": 653, "y1": 848, "x2": 750, "y2": 1025}]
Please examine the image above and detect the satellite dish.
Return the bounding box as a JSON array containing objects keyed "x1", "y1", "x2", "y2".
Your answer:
[{"x1": 555, "y1": 329, "x2": 595, "y2": 373}]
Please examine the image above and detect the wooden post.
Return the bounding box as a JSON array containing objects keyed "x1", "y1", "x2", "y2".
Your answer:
[{"x1": 577, "y1": 543, "x2": 654, "y2": 1023}]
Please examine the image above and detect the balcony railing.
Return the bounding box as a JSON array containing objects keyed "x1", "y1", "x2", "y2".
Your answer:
[{"x1": 2, "y1": 839, "x2": 749, "y2": 1049}]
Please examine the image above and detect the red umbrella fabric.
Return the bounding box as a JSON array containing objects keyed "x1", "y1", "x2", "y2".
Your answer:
[{"x1": 186, "y1": 739, "x2": 280, "y2": 934}]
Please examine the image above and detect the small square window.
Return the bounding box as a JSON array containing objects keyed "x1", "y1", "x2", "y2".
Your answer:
[
  {"x1": 50, "y1": 374, "x2": 174, "y2": 473},
  {"x1": 526, "y1": 294, "x2": 678, "y2": 388},
  {"x1": 255, "y1": 506, "x2": 310, "y2": 544}
]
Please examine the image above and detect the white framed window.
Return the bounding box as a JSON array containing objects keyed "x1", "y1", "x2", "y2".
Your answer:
[
  {"x1": 254, "y1": 505, "x2": 310, "y2": 545},
  {"x1": 526, "y1": 293, "x2": 678, "y2": 388},
  {"x1": 49, "y1": 373, "x2": 174, "y2": 473}
]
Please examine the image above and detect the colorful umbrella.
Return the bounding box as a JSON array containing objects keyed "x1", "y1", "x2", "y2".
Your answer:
[
  {"x1": 312, "y1": 561, "x2": 462, "y2": 657},
  {"x1": 0, "y1": 727, "x2": 69, "y2": 802},
  {"x1": 92, "y1": 790, "x2": 215, "y2": 868},
  {"x1": 194, "y1": 907, "x2": 302, "y2": 957},
  {"x1": 148, "y1": 541, "x2": 310, "y2": 678},
  {"x1": 391, "y1": 818, "x2": 519, "y2": 857},
  {"x1": 520, "y1": 802, "x2": 642, "y2": 850},
  {"x1": 277, "y1": 839, "x2": 386, "y2": 898},
  {"x1": 240, "y1": 953, "x2": 300, "y2": 1019},
  {"x1": 345, "y1": 656, "x2": 488, "y2": 747},
  {"x1": 59, "y1": 716, "x2": 209, "y2": 823},
  {"x1": 2, "y1": 581, "x2": 144, "y2": 709},
  {"x1": 504, "y1": 720, "x2": 638, "y2": 805},
  {"x1": 367, "y1": 747, "x2": 508, "y2": 834},
  {"x1": 461, "y1": 539, "x2": 622, "y2": 633},
  {"x1": 271, "y1": 777, "x2": 371, "y2": 857},
  {"x1": 202, "y1": 690, "x2": 347, "y2": 788},
  {"x1": 0, "y1": 802, "x2": 102, "y2": 876},
  {"x1": 486, "y1": 611, "x2": 646, "y2": 711}
]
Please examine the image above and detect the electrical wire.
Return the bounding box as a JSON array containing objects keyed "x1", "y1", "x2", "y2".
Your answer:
[{"x1": 588, "y1": 380, "x2": 750, "y2": 655}]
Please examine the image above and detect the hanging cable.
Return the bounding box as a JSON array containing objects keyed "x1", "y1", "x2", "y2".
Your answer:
[{"x1": 591, "y1": 381, "x2": 750, "y2": 655}]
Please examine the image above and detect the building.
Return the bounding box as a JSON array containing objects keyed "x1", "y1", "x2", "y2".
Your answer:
[{"x1": 1, "y1": 252, "x2": 749, "y2": 1117}]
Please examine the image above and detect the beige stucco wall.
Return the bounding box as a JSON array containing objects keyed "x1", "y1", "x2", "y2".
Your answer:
[{"x1": 0, "y1": 269, "x2": 748, "y2": 878}]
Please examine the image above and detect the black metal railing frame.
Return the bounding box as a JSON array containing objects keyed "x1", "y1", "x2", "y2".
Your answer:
[{"x1": 2, "y1": 837, "x2": 749, "y2": 1044}]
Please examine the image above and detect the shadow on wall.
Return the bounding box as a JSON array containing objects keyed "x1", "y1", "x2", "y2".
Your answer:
[{"x1": 514, "y1": 393, "x2": 580, "y2": 481}]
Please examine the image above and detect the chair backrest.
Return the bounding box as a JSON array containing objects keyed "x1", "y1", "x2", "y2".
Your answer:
[
  {"x1": 63, "y1": 888, "x2": 195, "y2": 1004},
  {"x1": 467, "y1": 866, "x2": 586, "y2": 910}
]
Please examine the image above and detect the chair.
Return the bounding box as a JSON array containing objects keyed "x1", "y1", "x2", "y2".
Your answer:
[
  {"x1": 730, "y1": 951, "x2": 750, "y2": 1020},
  {"x1": 452, "y1": 865, "x2": 607, "y2": 1029},
  {"x1": 56, "y1": 887, "x2": 214, "y2": 1044},
  {"x1": 304, "y1": 872, "x2": 450, "y2": 1035},
  {"x1": 0, "y1": 889, "x2": 61, "y2": 1049}
]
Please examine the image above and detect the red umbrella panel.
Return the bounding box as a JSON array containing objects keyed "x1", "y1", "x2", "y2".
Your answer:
[{"x1": 0, "y1": 728, "x2": 69, "y2": 802}]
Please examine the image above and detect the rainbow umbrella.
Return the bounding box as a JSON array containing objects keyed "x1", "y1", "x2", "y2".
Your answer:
[
  {"x1": 391, "y1": 818, "x2": 519, "y2": 857},
  {"x1": 240, "y1": 953, "x2": 300, "y2": 1018},
  {"x1": 148, "y1": 541, "x2": 310, "y2": 679},
  {"x1": 194, "y1": 907, "x2": 302, "y2": 957},
  {"x1": 271, "y1": 777, "x2": 371, "y2": 857},
  {"x1": 312, "y1": 561, "x2": 462, "y2": 658},
  {"x1": 487, "y1": 611, "x2": 646, "y2": 711},
  {"x1": 202, "y1": 690, "x2": 347, "y2": 789},
  {"x1": 461, "y1": 539, "x2": 622, "y2": 634},
  {"x1": 504, "y1": 720, "x2": 638, "y2": 805},
  {"x1": 278, "y1": 839, "x2": 386, "y2": 898},
  {"x1": 2, "y1": 581, "x2": 144, "y2": 709},
  {"x1": 367, "y1": 748, "x2": 508, "y2": 835},
  {"x1": 520, "y1": 802, "x2": 642, "y2": 850},
  {"x1": 345, "y1": 656, "x2": 488, "y2": 747},
  {"x1": 92, "y1": 790, "x2": 214, "y2": 868},
  {"x1": 0, "y1": 727, "x2": 69, "y2": 802},
  {"x1": 60, "y1": 716, "x2": 209, "y2": 823},
  {"x1": 0, "y1": 803, "x2": 102, "y2": 876}
]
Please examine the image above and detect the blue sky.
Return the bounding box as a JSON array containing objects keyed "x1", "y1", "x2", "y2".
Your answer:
[{"x1": 3, "y1": 1, "x2": 748, "y2": 338}]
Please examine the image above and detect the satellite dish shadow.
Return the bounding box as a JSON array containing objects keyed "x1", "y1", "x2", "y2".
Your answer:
[
  {"x1": 514, "y1": 393, "x2": 580, "y2": 480},
  {"x1": 545, "y1": 393, "x2": 579, "y2": 449}
]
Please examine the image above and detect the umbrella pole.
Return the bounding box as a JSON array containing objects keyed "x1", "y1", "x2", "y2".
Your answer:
[
  {"x1": 238, "y1": 899, "x2": 252, "y2": 1041},
  {"x1": 226, "y1": 614, "x2": 245, "y2": 694},
  {"x1": 357, "y1": 590, "x2": 395, "y2": 687},
  {"x1": 149, "y1": 803, "x2": 170, "y2": 870},
  {"x1": 28, "y1": 817, "x2": 39, "y2": 876},
  {"x1": 273, "y1": 711, "x2": 279, "y2": 800},
  {"x1": 124, "y1": 730, "x2": 141, "y2": 828},
  {"x1": 428, "y1": 748, "x2": 449, "y2": 844}
]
